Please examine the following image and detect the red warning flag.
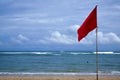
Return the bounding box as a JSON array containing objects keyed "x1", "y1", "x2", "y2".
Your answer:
[{"x1": 77, "y1": 6, "x2": 97, "y2": 42}]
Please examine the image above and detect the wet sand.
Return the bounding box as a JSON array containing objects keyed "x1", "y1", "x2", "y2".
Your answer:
[{"x1": 0, "y1": 76, "x2": 120, "y2": 80}]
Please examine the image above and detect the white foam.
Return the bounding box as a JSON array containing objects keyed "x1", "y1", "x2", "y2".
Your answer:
[
  {"x1": 70, "y1": 52, "x2": 81, "y2": 55},
  {"x1": 0, "y1": 72, "x2": 96, "y2": 76},
  {"x1": 93, "y1": 52, "x2": 114, "y2": 54},
  {"x1": 32, "y1": 52, "x2": 49, "y2": 55},
  {"x1": 70, "y1": 52, "x2": 91, "y2": 55},
  {"x1": 0, "y1": 71, "x2": 120, "y2": 76},
  {"x1": 1, "y1": 52, "x2": 120, "y2": 55}
]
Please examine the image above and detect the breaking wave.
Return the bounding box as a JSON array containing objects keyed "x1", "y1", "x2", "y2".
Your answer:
[
  {"x1": 0, "y1": 71, "x2": 120, "y2": 76},
  {"x1": 93, "y1": 51, "x2": 120, "y2": 54},
  {"x1": 0, "y1": 51, "x2": 120, "y2": 55},
  {"x1": 32, "y1": 52, "x2": 50, "y2": 55}
]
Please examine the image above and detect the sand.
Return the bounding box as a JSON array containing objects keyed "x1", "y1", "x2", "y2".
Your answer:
[{"x1": 0, "y1": 76, "x2": 120, "y2": 80}]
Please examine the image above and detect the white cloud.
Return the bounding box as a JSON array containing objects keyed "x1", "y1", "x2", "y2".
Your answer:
[
  {"x1": 2, "y1": 17, "x2": 64, "y2": 24},
  {"x1": 68, "y1": 24, "x2": 80, "y2": 31},
  {"x1": 36, "y1": 18, "x2": 64, "y2": 24},
  {"x1": 11, "y1": 34, "x2": 29, "y2": 44},
  {"x1": 49, "y1": 31, "x2": 76, "y2": 44},
  {"x1": 98, "y1": 32, "x2": 120, "y2": 44},
  {"x1": 80, "y1": 31, "x2": 120, "y2": 44},
  {"x1": 38, "y1": 27, "x2": 120, "y2": 45},
  {"x1": 39, "y1": 31, "x2": 77, "y2": 45}
]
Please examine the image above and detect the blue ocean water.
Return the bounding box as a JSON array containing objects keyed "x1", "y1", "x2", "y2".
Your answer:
[{"x1": 0, "y1": 51, "x2": 120, "y2": 76}]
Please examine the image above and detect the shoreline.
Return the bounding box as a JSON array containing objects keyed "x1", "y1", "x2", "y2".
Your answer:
[
  {"x1": 0, "y1": 72, "x2": 120, "y2": 76},
  {"x1": 0, "y1": 76, "x2": 120, "y2": 80}
]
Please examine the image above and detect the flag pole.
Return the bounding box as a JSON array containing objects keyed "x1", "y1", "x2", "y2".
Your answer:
[{"x1": 96, "y1": 27, "x2": 98, "y2": 80}]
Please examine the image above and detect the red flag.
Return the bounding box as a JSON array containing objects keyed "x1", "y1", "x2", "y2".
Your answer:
[{"x1": 77, "y1": 6, "x2": 97, "y2": 42}]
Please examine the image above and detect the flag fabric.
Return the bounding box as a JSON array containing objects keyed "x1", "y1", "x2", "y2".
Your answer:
[{"x1": 77, "y1": 6, "x2": 97, "y2": 42}]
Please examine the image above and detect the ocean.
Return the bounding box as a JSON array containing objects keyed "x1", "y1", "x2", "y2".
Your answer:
[{"x1": 0, "y1": 51, "x2": 120, "y2": 76}]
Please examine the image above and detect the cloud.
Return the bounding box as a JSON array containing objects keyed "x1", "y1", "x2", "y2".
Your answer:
[
  {"x1": 11, "y1": 34, "x2": 29, "y2": 44},
  {"x1": 38, "y1": 30, "x2": 120, "y2": 45},
  {"x1": 98, "y1": 32, "x2": 120, "y2": 44},
  {"x1": 49, "y1": 31, "x2": 76, "y2": 44},
  {"x1": 39, "y1": 31, "x2": 77, "y2": 45},
  {"x1": 18, "y1": 34, "x2": 29, "y2": 41},
  {"x1": 0, "y1": 17, "x2": 64, "y2": 24},
  {"x1": 36, "y1": 18, "x2": 64, "y2": 24},
  {"x1": 68, "y1": 24, "x2": 80, "y2": 31},
  {"x1": 35, "y1": 22, "x2": 120, "y2": 45},
  {"x1": 80, "y1": 31, "x2": 120, "y2": 44}
]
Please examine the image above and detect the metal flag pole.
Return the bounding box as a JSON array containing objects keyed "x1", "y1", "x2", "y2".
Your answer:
[{"x1": 96, "y1": 27, "x2": 98, "y2": 80}]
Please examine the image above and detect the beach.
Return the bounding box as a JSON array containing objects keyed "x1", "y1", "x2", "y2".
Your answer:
[
  {"x1": 0, "y1": 76, "x2": 120, "y2": 80},
  {"x1": 0, "y1": 52, "x2": 120, "y2": 80}
]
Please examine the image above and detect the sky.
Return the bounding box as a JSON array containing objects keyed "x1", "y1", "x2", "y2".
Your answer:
[{"x1": 0, "y1": 0, "x2": 120, "y2": 51}]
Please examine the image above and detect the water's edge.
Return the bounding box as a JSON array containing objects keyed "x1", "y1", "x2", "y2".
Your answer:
[{"x1": 0, "y1": 71, "x2": 120, "y2": 76}]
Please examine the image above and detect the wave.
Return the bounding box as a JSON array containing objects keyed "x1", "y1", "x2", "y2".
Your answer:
[
  {"x1": 0, "y1": 52, "x2": 26, "y2": 54},
  {"x1": 0, "y1": 71, "x2": 120, "y2": 76},
  {"x1": 93, "y1": 51, "x2": 119, "y2": 54},
  {"x1": 32, "y1": 52, "x2": 51, "y2": 55},
  {"x1": 0, "y1": 52, "x2": 51, "y2": 55},
  {"x1": 0, "y1": 51, "x2": 120, "y2": 55}
]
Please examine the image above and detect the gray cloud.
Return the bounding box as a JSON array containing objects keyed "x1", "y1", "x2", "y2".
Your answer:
[{"x1": 11, "y1": 34, "x2": 29, "y2": 44}]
